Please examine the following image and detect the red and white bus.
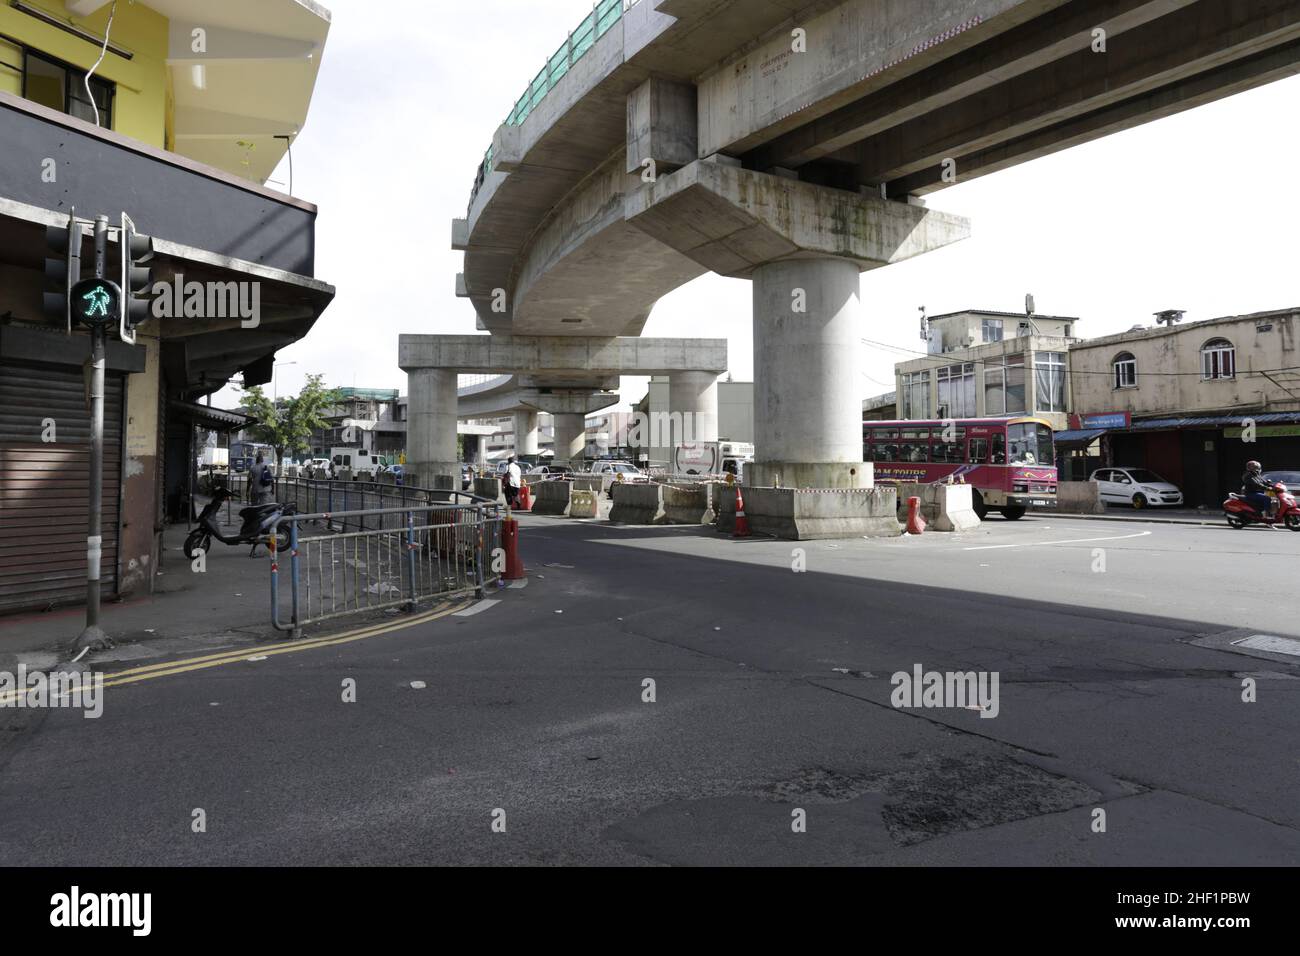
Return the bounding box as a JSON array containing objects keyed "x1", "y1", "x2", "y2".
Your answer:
[{"x1": 862, "y1": 416, "x2": 1058, "y2": 519}]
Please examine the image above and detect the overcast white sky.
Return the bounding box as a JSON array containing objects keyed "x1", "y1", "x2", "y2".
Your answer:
[{"x1": 224, "y1": 0, "x2": 1300, "y2": 411}]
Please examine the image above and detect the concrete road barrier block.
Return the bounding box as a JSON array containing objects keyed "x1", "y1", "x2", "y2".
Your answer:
[
  {"x1": 532, "y1": 480, "x2": 572, "y2": 516},
  {"x1": 895, "y1": 483, "x2": 981, "y2": 532},
  {"x1": 474, "y1": 476, "x2": 505, "y2": 504},
  {"x1": 717, "y1": 485, "x2": 900, "y2": 539},
  {"x1": 1056, "y1": 481, "x2": 1106, "y2": 515},
  {"x1": 662, "y1": 483, "x2": 711, "y2": 524},
  {"x1": 610, "y1": 483, "x2": 668, "y2": 524},
  {"x1": 570, "y1": 489, "x2": 601, "y2": 519}
]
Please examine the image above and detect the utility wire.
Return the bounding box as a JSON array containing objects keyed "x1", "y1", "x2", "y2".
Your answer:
[{"x1": 83, "y1": 0, "x2": 117, "y2": 129}]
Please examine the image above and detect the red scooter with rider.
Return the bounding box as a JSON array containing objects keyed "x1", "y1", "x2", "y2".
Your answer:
[{"x1": 1223, "y1": 460, "x2": 1300, "y2": 530}]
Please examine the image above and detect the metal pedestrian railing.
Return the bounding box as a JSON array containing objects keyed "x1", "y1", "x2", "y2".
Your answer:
[{"x1": 269, "y1": 501, "x2": 504, "y2": 637}]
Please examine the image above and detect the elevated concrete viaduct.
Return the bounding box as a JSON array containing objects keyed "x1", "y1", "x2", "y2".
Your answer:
[
  {"x1": 445, "y1": 0, "x2": 1300, "y2": 533},
  {"x1": 399, "y1": 335, "x2": 728, "y2": 484}
]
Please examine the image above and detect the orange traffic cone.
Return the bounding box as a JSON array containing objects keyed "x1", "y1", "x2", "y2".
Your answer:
[{"x1": 733, "y1": 484, "x2": 751, "y2": 538}]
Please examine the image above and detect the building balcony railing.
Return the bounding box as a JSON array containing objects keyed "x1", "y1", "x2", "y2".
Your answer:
[{"x1": 0, "y1": 90, "x2": 318, "y2": 278}]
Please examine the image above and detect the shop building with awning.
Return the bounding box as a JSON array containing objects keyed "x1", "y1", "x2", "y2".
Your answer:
[
  {"x1": 0, "y1": 0, "x2": 334, "y2": 614},
  {"x1": 1064, "y1": 309, "x2": 1300, "y2": 506}
]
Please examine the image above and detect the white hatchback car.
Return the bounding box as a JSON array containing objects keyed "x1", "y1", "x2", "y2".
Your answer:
[{"x1": 1089, "y1": 467, "x2": 1184, "y2": 509}]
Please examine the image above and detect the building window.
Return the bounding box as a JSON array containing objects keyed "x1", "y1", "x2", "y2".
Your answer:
[
  {"x1": 937, "y1": 363, "x2": 976, "y2": 418},
  {"x1": 901, "y1": 370, "x2": 930, "y2": 419},
  {"x1": 1113, "y1": 352, "x2": 1137, "y2": 389},
  {"x1": 1034, "y1": 352, "x2": 1067, "y2": 412},
  {"x1": 982, "y1": 319, "x2": 1004, "y2": 343},
  {"x1": 983, "y1": 354, "x2": 1025, "y2": 416},
  {"x1": 985, "y1": 364, "x2": 1005, "y2": 416},
  {"x1": 1201, "y1": 338, "x2": 1235, "y2": 380},
  {"x1": 22, "y1": 49, "x2": 114, "y2": 128}
]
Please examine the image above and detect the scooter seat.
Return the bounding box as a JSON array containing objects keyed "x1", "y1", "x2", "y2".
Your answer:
[{"x1": 240, "y1": 504, "x2": 281, "y2": 518}]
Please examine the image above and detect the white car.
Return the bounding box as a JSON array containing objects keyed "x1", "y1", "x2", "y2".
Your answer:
[
  {"x1": 587, "y1": 460, "x2": 645, "y2": 479},
  {"x1": 1089, "y1": 467, "x2": 1184, "y2": 509}
]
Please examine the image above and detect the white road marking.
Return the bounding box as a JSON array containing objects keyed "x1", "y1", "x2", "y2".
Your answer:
[
  {"x1": 964, "y1": 530, "x2": 1153, "y2": 552},
  {"x1": 453, "y1": 600, "x2": 501, "y2": 617},
  {"x1": 507, "y1": 579, "x2": 528, "y2": 589}
]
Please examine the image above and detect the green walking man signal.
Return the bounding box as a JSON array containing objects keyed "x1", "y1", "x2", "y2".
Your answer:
[{"x1": 70, "y1": 277, "x2": 122, "y2": 328}]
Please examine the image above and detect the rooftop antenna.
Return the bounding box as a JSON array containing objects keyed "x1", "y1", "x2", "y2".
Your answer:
[
  {"x1": 918, "y1": 305, "x2": 928, "y2": 341},
  {"x1": 1022, "y1": 293, "x2": 1042, "y2": 335}
]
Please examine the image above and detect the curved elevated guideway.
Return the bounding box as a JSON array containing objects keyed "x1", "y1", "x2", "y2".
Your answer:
[{"x1": 429, "y1": 0, "x2": 1300, "y2": 531}]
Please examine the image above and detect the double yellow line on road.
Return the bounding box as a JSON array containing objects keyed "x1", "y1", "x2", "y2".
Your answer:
[{"x1": 0, "y1": 600, "x2": 470, "y2": 701}]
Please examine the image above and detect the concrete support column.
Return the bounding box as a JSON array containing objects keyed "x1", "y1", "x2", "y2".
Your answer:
[
  {"x1": 463, "y1": 434, "x2": 483, "y2": 466},
  {"x1": 667, "y1": 370, "x2": 719, "y2": 449},
  {"x1": 751, "y1": 257, "x2": 871, "y2": 490},
  {"x1": 513, "y1": 409, "x2": 540, "y2": 456},
  {"x1": 552, "y1": 413, "x2": 587, "y2": 465},
  {"x1": 406, "y1": 369, "x2": 459, "y2": 488}
]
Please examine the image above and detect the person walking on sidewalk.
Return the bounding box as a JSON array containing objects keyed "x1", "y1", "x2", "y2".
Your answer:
[
  {"x1": 504, "y1": 455, "x2": 522, "y2": 509},
  {"x1": 253, "y1": 454, "x2": 275, "y2": 505}
]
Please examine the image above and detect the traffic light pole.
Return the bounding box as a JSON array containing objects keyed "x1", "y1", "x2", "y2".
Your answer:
[{"x1": 76, "y1": 215, "x2": 111, "y2": 652}]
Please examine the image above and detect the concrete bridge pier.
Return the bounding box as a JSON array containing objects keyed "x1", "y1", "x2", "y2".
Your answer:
[
  {"x1": 551, "y1": 413, "x2": 587, "y2": 465},
  {"x1": 667, "y1": 371, "x2": 719, "y2": 450},
  {"x1": 750, "y1": 257, "x2": 870, "y2": 491},
  {"x1": 406, "y1": 368, "x2": 458, "y2": 489},
  {"x1": 463, "y1": 434, "x2": 484, "y2": 466},
  {"x1": 513, "y1": 410, "x2": 540, "y2": 456}
]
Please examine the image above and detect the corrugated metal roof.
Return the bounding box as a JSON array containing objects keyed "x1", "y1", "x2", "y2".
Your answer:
[
  {"x1": 1128, "y1": 411, "x2": 1300, "y2": 431},
  {"x1": 1054, "y1": 428, "x2": 1107, "y2": 444}
]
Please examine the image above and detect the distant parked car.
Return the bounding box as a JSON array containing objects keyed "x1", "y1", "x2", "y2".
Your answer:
[
  {"x1": 526, "y1": 464, "x2": 573, "y2": 480},
  {"x1": 1262, "y1": 470, "x2": 1300, "y2": 496},
  {"x1": 586, "y1": 460, "x2": 646, "y2": 479},
  {"x1": 1089, "y1": 467, "x2": 1184, "y2": 509}
]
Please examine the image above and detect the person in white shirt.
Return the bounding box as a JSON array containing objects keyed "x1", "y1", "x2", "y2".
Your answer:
[{"x1": 505, "y1": 455, "x2": 523, "y2": 507}]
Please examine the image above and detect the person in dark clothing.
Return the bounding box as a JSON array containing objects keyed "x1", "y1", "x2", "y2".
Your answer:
[
  {"x1": 1241, "y1": 460, "x2": 1275, "y2": 518},
  {"x1": 253, "y1": 454, "x2": 275, "y2": 505}
]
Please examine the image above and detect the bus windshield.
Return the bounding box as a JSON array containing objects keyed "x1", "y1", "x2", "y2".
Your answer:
[{"x1": 1007, "y1": 422, "x2": 1052, "y2": 465}]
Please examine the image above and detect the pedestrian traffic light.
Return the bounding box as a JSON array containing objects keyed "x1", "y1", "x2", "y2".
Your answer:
[
  {"x1": 71, "y1": 277, "x2": 122, "y2": 328},
  {"x1": 120, "y1": 212, "x2": 154, "y2": 345},
  {"x1": 43, "y1": 210, "x2": 80, "y2": 333}
]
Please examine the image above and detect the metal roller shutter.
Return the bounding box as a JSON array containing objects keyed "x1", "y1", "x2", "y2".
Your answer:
[{"x1": 0, "y1": 362, "x2": 125, "y2": 613}]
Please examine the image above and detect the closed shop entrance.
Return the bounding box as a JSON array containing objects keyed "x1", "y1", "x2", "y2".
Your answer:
[{"x1": 0, "y1": 361, "x2": 125, "y2": 613}]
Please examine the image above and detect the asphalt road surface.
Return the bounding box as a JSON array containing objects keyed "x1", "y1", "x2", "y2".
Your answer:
[{"x1": 1, "y1": 514, "x2": 1297, "y2": 866}]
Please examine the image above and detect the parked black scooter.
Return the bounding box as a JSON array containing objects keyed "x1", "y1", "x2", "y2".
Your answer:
[{"x1": 184, "y1": 486, "x2": 297, "y2": 559}]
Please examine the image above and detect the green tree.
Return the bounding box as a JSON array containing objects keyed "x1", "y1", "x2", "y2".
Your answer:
[{"x1": 239, "y1": 373, "x2": 342, "y2": 464}]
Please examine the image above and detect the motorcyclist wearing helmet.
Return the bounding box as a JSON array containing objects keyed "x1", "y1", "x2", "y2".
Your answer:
[{"x1": 1242, "y1": 460, "x2": 1276, "y2": 518}]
